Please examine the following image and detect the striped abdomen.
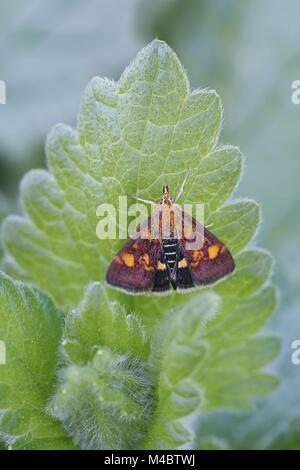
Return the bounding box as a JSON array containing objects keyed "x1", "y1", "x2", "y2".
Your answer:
[{"x1": 162, "y1": 238, "x2": 178, "y2": 273}]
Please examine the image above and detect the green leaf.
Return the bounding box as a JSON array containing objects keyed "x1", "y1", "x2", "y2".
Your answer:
[
  {"x1": 49, "y1": 283, "x2": 152, "y2": 450},
  {"x1": 1, "y1": 39, "x2": 279, "y2": 450},
  {"x1": 63, "y1": 282, "x2": 150, "y2": 365},
  {"x1": 143, "y1": 292, "x2": 219, "y2": 449},
  {"x1": 199, "y1": 289, "x2": 280, "y2": 411},
  {"x1": 144, "y1": 285, "x2": 279, "y2": 449},
  {"x1": 1, "y1": 39, "x2": 245, "y2": 311},
  {"x1": 207, "y1": 200, "x2": 260, "y2": 256},
  {"x1": 138, "y1": 3, "x2": 299, "y2": 448},
  {"x1": 0, "y1": 194, "x2": 11, "y2": 268},
  {"x1": 0, "y1": 271, "x2": 74, "y2": 450},
  {"x1": 214, "y1": 249, "x2": 273, "y2": 298}
]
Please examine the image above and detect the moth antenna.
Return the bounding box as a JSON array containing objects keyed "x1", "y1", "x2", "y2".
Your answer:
[
  {"x1": 205, "y1": 223, "x2": 213, "y2": 228},
  {"x1": 175, "y1": 169, "x2": 193, "y2": 202},
  {"x1": 126, "y1": 192, "x2": 156, "y2": 206}
]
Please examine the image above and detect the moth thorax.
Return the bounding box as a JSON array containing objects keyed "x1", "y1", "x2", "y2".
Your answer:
[{"x1": 160, "y1": 206, "x2": 176, "y2": 239}]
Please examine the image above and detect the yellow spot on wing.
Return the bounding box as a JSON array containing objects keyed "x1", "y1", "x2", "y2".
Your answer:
[
  {"x1": 121, "y1": 253, "x2": 135, "y2": 267},
  {"x1": 157, "y1": 261, "x2": 167, "y2": 270},
  {"x1": 208, "y1": 244, "x2": 220, "y2": 260},
  {"x1": 190, "y1": 250, "x2": 204, "y2": 267},
  {"x1": 139, "y1": 254, "x2": 154, "y2": 271},
  {"x1": 178, "y1": 258, "x2": 188, "y2": 268}
]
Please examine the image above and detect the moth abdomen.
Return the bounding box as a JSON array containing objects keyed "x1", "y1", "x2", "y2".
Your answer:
[{"x1": 162, "y1": 238, "x2": 178, "y2": 273}]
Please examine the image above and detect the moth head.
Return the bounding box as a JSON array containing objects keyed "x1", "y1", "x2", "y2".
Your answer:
[{"x1": 161, "y1": 186, "x2": 172, "y2": 205}]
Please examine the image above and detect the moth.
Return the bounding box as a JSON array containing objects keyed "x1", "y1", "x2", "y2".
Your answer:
[{"x1": 106, "y1": 176, "x2": 234, "y2": 294}]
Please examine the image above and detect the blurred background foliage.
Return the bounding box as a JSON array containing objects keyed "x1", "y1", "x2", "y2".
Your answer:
[{"x1": 0, "y1": 0, "x2": 299, "y2": 449}]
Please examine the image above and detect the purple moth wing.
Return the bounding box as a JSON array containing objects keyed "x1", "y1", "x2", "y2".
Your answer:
[
  {"x1": 177, "y1": 210, "x2": 235, "y2": 286},
  {"x1": 106, "y1": 207, "x2": 163, "y2": 293}
]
